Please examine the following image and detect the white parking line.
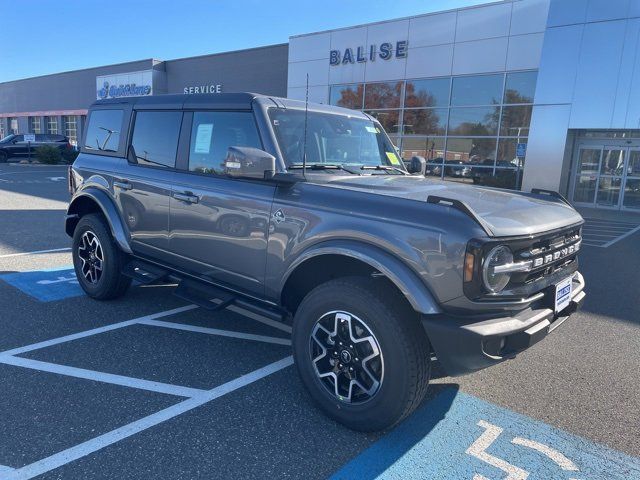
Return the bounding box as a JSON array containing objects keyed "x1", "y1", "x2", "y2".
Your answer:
[
  {"x1": 0, "y1": 355, "x2": 206, "y2": 398},
  {"x1": 0, "y1": 248, "x2": 71, "y2": 259},
  {"x1": 0, "y1": 466, "x2": 15, "y2": 474},
  {"x1": 0, "y1": 305, "x2": 198, "y2": 357},
  {"x1": 141, "y1": 318, "x2": 291, "y2": 346},
  {"x1": 5, "y1": 356, "x2": 293, "y2": 480},
  {"x1": 601, "y1": 224, "x2": 640, "y2": 248}
]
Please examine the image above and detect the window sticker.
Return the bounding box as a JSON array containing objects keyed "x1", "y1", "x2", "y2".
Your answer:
[
  {"x1": 194, "y1": 123, "x2": 213, "y2": 154},
  {"x1": 365, "y1": 126, "x2": 377, "y2": 133},
  {"x1": 386, "y1": 151, "x2": 401, "y2": 165}
]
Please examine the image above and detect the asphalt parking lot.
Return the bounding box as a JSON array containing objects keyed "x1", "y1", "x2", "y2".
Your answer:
[{"x1": 1, "y1": 163, "x2": 639, "y2": 479}]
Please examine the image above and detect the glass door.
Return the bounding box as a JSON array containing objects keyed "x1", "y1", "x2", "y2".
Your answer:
[
  {"x1": 596, "y1": 148, "x2": 625, "y2": 208},
  {"x1": 622, "y1": 149, "x2": 640, "y2": 210},
  {"x1": 572, "y1": 147, "x2": 602, "y2": 206}
]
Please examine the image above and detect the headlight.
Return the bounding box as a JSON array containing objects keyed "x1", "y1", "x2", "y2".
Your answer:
[{"x1": 482, "y1": 245, "x2": 514, "y2": 293}]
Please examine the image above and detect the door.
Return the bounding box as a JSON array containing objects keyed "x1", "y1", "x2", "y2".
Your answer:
[
  {"x1": 621, "y1": 149, "x2": 640, "y2": 210},
  {"x1": 168, "y1": 110, "x2": 275, "y2": 296},
  {"x1": 572, "y1": 147, "x2": 601, "y2": 206},
  {"x1": 6, "y1": 134, "x2": 26, "y2": 158},
  {"x1": 595, "y1": 147, "x2": 625, "y2": 208},
  {"x1": 113, "y1": 110, "x2": 183, "y2": 260}
]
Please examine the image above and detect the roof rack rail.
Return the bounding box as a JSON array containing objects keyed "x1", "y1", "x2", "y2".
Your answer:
[
  {"x1": 530, "y1": 188, "x2": 571, "y2": 206},
  {"x1": 426, "y1": 195, "x2": 494, "y2": 236}
]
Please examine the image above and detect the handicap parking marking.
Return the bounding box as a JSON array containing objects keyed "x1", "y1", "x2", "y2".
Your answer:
[
  {"x1": 331, "y1": 388, "x2": 640, "y2": 480},
  {"x1": 0, "y1": 265, "x2": 82, "y2": 302}
]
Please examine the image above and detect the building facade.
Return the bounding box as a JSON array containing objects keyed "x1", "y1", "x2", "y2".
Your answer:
[
  {"x1": 0, "y1": 44, "x2": 288, "y2": 147},
  {"x1": 2, "y1": 0, "x2": 640, "y2": 211},
  {"x1": 288, "y1": 0, "x2": 640, "y2": 211}
]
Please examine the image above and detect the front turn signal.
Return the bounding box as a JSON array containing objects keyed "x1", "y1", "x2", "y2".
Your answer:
[{"x1": 464, "y1": 251, "x2": 475, "y2": 283}]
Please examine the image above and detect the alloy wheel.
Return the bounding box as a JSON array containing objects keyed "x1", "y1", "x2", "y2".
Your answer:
[
  {"x1": 77, "y1": 230, "x2": 104, "y2": 284},
  {"x1": 309, "y1": 311, "x2": 384, "y2": 404}
]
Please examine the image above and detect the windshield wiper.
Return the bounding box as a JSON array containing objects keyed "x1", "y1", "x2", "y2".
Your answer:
[
  {"x1": 360, "y1": 165, "x2": 408, "y2": 175},
  {"x1": 288, "y1": 163, "x2": 360, "y2": 174}
]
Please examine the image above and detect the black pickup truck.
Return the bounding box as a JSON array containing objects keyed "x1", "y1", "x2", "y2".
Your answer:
[{"x1": 65, "y1": 92, "x2": 585, "y2": 431}]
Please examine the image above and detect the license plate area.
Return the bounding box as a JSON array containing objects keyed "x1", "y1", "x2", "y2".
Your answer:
[{"x1": 554, "y1": 276, "x2": 572, "y2": 313}]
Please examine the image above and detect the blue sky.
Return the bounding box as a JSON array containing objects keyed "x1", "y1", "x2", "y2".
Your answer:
[{"x1": 0, "y1": 0, "x2": 487, "y2": 83}]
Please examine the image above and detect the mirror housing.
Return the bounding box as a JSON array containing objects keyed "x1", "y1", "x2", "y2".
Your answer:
[
  {"x1": 224, "y1": 146, "x2": 276, "y2": 179},
  {"x1": 407, "y1": 156, "x2": 427, "y2": 175}
]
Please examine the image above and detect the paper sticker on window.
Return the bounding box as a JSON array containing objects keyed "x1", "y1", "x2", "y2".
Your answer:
[
  {"x1": 365, "y1": 126, "x2": 377, "y2": 133},
  {"x1": 194, "y1": 124, "x2": 213, "y2": 154},
  {"x1": 386, "y1": 151, "x2": 401, "y2": 165}
]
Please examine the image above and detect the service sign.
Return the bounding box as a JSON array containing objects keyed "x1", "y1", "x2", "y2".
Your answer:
[
  {"x1": 96, "y1": 70, "x2": 153, "y2": 100},
  {"x1": 183, "y1": 84, "x2": 223, "y2": 94}
]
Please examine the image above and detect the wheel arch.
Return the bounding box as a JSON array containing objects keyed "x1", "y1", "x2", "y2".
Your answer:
[
  {"x1": 280, "y1": 241, "x2": 441, "y2": 316},
  {"x1": 66, "y1": 188, "x2": 132, "y2": 254}
]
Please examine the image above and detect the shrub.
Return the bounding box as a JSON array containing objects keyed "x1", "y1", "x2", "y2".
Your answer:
[
  {"x1": 62, "y1": 148, "x2": 79, "y2": 164},
  {"x1": 35, "y1": 145, "x2": 63, "y2": 164}
]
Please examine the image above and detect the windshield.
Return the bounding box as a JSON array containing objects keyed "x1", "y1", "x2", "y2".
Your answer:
[
  {"x1": 269, "y1": 108, "x2": 404, "y2": 172},
  {"x1": 0, "y1": 134, "x2": 15, "y2": 143}
]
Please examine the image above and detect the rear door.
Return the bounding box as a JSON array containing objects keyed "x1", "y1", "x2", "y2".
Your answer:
[
  {"x1": 6, "y1": 135, "x2": 25, "y2": 157},
  {"x1": 114, "y1": 110, "x2": 183, "y2": 260},
  {"x1": 168, "y1": 110, "x2": 275, "y2": 296}
]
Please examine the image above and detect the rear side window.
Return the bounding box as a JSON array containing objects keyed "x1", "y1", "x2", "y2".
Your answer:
[
  {"x1": 188, "y1": 112, "x2": 261, "y2": 174},
  {"x1": 131, "y1": 111, "x2": 182, "y2": 168},
  {"x1": 84, "y1": 110, "x2": 123, "y2": 152}
]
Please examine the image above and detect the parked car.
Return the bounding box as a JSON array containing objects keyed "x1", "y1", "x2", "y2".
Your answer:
[
  {"x1": 65, "y1": 93, "x2": 586, "y2": 431},
  {"x1": 0, "y1": 133, "x2": 72, "y2": 162}
]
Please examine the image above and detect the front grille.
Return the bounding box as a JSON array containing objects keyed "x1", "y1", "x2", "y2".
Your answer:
[{"x1": 508, "y1": 226, "x2": 582, "y2": 289}]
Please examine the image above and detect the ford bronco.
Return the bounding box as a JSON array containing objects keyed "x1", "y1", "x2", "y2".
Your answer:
[{"x1": 65, "y1": 93, "x2": 585, "y2": 431}]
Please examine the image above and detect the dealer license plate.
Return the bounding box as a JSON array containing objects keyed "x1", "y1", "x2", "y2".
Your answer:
[{"x1": 554, "y1": 276, "x2": 572, "y2": 313}]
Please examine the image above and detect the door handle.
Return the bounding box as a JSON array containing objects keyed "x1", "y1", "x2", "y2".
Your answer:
[
  {"x1": 113, "y1": 180, "x2": 132, "y2": 190},
  {"x1": 172, "y1": 191, "x2": 199, "y2": 204}
]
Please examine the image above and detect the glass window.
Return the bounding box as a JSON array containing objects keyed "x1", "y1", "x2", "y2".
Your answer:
[
  {"x1": 46, "y1": 116, "x2": 58, "y2": 134},
  {"x1": 9, "y1": 117, "x2": 18, "y2": 134},
  {"x1": 400, "y1": 137, "x2": 445, "y2": 162},
  {"x1": 403, "y1": 108, "x2": 448, "y2": 135},
  {"x1": 600, "y1": 148, "x2": 625, "y2": 175},
  {"x1": 63, "y1": 115, "x2": 78, "y2": 146},
  {"x1": 404, "y1": 78, "x2": 450, "y2": 108},
  {"x1": 329, "y1": 84, "x2": 364, "y2": 109},
  {"x1": 446, "y1": 137, "x2": 497, "y2": 163},
  {"x1": 504, "y1": 71, "x2": 537, "y2": 104},
  {"x1": 188, "y1": 112, "x2": 262, "y2": 174},
  {"x1": 131, "y1": 111, "x2": 182, "y2": 168},
  {"x1": 29, "y1": 117, "x2": 41, "y2": 134},
  {"x1": 576, "y1": 149, "x2": 601, "y2": 174},
  {"x1": 366, "y1": 110, "x2": 400, "y2": 134},
  {"x1": 84, "y1": 110, "x2": 123, "y2": 152},
  {"x1": 500, "y1": 105, "x2": 532, "y2": 136},
  {"x1": 448, "y1": 107, "x2": 499, "y2": 136},
  {"x1": 451, "y1": 74, "x2": 503, "y2": 106},
  {"x1": 364, "y1": 82, "x2": 403, "y2": 109},
  {"x1": 495, "y1": 138, "x2": 526, "y2": 189}
]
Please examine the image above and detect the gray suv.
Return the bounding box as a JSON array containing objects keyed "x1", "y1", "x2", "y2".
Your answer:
[{"x1": 66, "y1": 93, "x2": 585, "y2": 431}]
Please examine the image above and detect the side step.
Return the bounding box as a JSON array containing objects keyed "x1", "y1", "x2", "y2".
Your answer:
[
  {"x1": 122, "y1": 260, "x2": 170, "y2": 285},
  {"x1": 174, "y1": 278, "x2": 289, "y2": 322}
]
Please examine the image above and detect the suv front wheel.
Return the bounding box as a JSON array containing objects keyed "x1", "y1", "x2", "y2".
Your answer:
[
  {"x1": 72, "y1": 214, "x2": 131, "y2": 300},
  {"x1": 292, "y1": 277, "x2": 431, "y2": 431}
]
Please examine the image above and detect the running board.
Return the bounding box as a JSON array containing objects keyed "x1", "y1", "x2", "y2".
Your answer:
[
  {"x1": 173, "y1": 279, "x2": 289, "y2": 322},
  {"x1": 122, "y1": 260, "x2": 170, "y2": 285}
]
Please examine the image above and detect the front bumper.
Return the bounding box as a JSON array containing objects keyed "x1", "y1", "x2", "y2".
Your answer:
[{"x1": 422, "y1": 272, "x2": 586, "y2": 376}]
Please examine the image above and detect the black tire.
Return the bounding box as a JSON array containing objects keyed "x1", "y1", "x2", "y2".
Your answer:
[
  {"x1": 0, "y1": 151, "x2": 7, "y2": 163},
  {"x1": 292, "y1": 277, "x2": 431, "y2": 431},
  {"x1": 72, "y1": 213, "x2": 131, "y2": 300}
]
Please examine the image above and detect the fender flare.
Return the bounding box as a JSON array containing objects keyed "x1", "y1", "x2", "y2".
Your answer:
[
  {"x1": 281, "y1": 240, "x2": 441, "y2": 315},
  {"x1": 65, "y1": 188, "x2": 132, "y2": 254}
]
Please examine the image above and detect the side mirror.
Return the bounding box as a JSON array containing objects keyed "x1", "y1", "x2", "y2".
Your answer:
[
  {"x1": 407, "y1": 156, "x2": 426, "y2": 175},
  {"x1": 224, "y1": 146, "x2": 276, "y2": 180}
]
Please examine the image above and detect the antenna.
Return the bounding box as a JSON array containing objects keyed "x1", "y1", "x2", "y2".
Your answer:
[{"x1": 302, "y1": 73, "x2": 309, "y2": 178}]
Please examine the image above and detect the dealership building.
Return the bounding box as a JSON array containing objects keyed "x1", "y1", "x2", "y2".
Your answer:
[{"x1": 2, "y1": 0, "x2": 640, "y2": 211}]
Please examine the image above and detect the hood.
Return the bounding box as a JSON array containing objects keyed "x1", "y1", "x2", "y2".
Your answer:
[{"x1": 317, "y1": 175, "x2": 583, "y2": 237}]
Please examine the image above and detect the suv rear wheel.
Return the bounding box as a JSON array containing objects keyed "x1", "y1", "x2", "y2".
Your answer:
[
  {"x1": 72, "y1": 214, "x2": 131, "y2": 300},
  {"x1": 292, "y1": 277, "x2": 431, "y2": 431}
]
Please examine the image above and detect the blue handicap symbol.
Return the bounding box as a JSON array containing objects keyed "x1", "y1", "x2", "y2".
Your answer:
[
  {"x1": 331, "y1": 388, "x2": 640, "y2": 479},
  {"x1": 0, "y1": 265, "x2": 84, "y2": 302}
]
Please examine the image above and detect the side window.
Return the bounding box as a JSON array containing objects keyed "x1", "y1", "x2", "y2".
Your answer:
[
  {"x1": 131, "y1": 111, "x2": 182, "y2": 168},
  {"x1": 84, "y1": 109, "x2": 123, "y2": 152},
  {"x1": 188, "y1": 111, "x2": 262, "y2": 174}
]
